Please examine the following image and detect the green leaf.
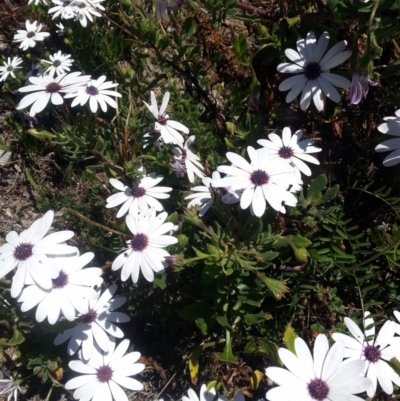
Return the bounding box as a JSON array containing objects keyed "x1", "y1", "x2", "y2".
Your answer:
[
  {"x1": 28, "y1": 129, "x2": 56, "y2": 139},
  {"x1": 153, "y1": 274, "x2": 166, "y2": 289},
  {"x1": 216, "y1": 315, "x2": 232, "y2": 329},
  {"x1": 202, "y1": 263, "x2": 221, "y2": 283},
  {"x1": 244, "y1": 312, "x2": 273, "y2": 324},
  {"x1": 179, "y1": 301, "x2": 214, "y2": 321},
  {"x1": 323, "y1": 184, "x2": 340, "y2": 201},
  {"x1": 233, "y1": 33, "x2": 248, "y2": 63},
  {"x1": 292, "y1": 235, "x2": 312, "y2": 248},
  {"x1": 182, "y1": 17, "x2": 197, "y2": 39},
  {"x1": 257, "y1": 251, "x2": 279, "y2": 262},
  {"x1": 23, "y1": 166, "x2": 38, "y2": 188},
  {"x1": 216, "y1": 330, "x2": 237, "y2": 363},
  {"x1": 244, "y1": 336, "x2": 281, "y2": 366},
  {"x1": 306, "y1": 174, "x2": 327, "y2": 202},
  {"x1": 0, "y1": 327, "x2": 25, "y2": 348},
  {"x1": 390, "y1": 357, "x2": 400, "y2": 376},
  {"x1": 283, "y1": 324, "x2": 297, "y2": 354},
  {"x1": 192, "y1": 247, "x2": 209, "y2": 258}
]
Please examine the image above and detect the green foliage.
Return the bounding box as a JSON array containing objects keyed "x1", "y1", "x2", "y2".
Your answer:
[{"x1": 4, "y1": 0, "x2": 400, "y2": 398}]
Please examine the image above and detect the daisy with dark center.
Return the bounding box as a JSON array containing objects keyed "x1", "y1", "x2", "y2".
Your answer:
[
  {"x1": 42, "y1": 51, "x2": 74, "y2": 77},
  {"x1": 213, "y1": 147, "x2": 298, "y2": 217},
  {"x1": 65, "y1": 338, "x2": 144, "y2": 401},
  {"x1": 265, "y1": 334, "x2": 371, "y2": 401},
  {"x1": 17, "y1": 71, "x2": 91, "y2": 116},
  {"x1": 65, "y1": 76, "x2": 121, "y2": 113},
  {"x1": 258, "y1": 127, "x2": 321, "y2": 177},
  {"x1": 13, "y1": 20, "x2": 50, "y2": 51},
  {"x1": 332, "y1": 311, "x2": 400, "y2": 398},
  {"x1": 172, "y1": 136, "x2": 205, "y2": 183},
  {"x1": 0, "y1": 210, "x2": 78, "y2": 298},
  {"x1": 54, "y1": 284, "x2": 129, "y2": 361},
  {"x1": 106, "y1": 173, "x2": 172, "y2": 218},
  {"x1": 112, "y1": 208, "x2": 178, "y2": 283},
  {"x1": 48, "y1": 0, "x2": 77, "y2": 19},
  {"x1": 69, "y1": 0, "x2": 103, "y2": 27},
  {"x1": 18, "y1": 252, "x2": 103, "y2": 325},
  {"x1": 277, "y1": 31, "x2": 351, "y2": 111},
  {"x1": 144, "y1": 91, "x2": 189, "y2": 146},
  {"x1": 0, "y1": 57, "x2": 23, "y2": 82}
]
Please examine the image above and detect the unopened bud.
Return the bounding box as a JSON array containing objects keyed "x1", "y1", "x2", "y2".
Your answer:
[
  {"x1": 164, "y1": 254, "x2": 184, "y2": 268},
  {"x1": 116, "y1": 61, "x2": 135, "y2": 83}
]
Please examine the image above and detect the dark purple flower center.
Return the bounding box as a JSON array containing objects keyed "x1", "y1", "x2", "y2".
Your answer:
[
  {"x1": 86, "y1": 85, "x2": 99, "y2": 96},
  {"x1": 52, "y1": 271, "x2": 68, "y2": 288},
  {"x1": 78, "y1": 2, "x2": 86, "y2": 8},
  {"x1": 6, "y1": 66, "x2": 14, "y2": 71},
  {"x1": 82, "y1": 309, "x2": 98, "y2": 324},
  {"x1": 278, "y1": 146, "x2": 294, "y2": 159},
  {"x1": 96, "y1": 365, "x2": 113, "y2": 383},
  {"x1": 130, "y1": 234, "x2": 148, "y2": 251},
  {"x1": 14, "y1": 243, "x2": 33, "y2": 261},
  {"x1": 132, "y1": 186, "x2": 146, "y2": 198},
  {"x1": 63, "y1": 0, "x2": 71, "y2": 6},
  {"x1": 250, "y1": 169, "x2": 269, "y2": 186},
  {"x1": 308, "y1": 379, "x2": 329, "y2": 400},
  {"x1": 364, "y1": 345, "x2": 381, "y2": 363},
  {"x1": 157, "y1": 114, "x2": 168, "y2": 126},
  {"x1": 53, "y1": 60, "x2": 62, "y2": 67},
  {"x1": 26, "y1": 31, "x2": 35, "y2": 38},
  {"x1": 304, "y1": 61, "x2": 322, "y2": 80},
  {"x1": 46, "y1": 82, "x2": 62, "y2": 93}
]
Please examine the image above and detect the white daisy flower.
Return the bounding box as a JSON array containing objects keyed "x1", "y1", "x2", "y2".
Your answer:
[
  {"x1": 17, "y1": 71, "x2": 91, "y2": 116},
  {"x1": 65, "y1": 338, "x2": 144, "y2": 401},
  {"x1": 144, "y1": 91, "x2": 189, "y2": 146},
  {"x1": 213, "y1": 147, "x2": 298, "y2": 217},
  {"x1": 277, "y1": 31, "x2": 351, "y2": 111},
  {"x1": 112, "y1": 208, "x2": 178, "y2": 283},
  {"x1": 48, "y1": 0, "x2": 77, "y2": 19},
  {"x1": 0, "y1": 210, "x2": 77, "y2": 298},
  {"x1": 257, "y1": 127, "x2": 321, "y2": 177},
  {"x1": 0, "y1": 57, "x2": 23, "y2": 82},
  {"x1": 332, "y1": 311, "x2": 400, "y2": 398},
  {"x1": 265, "y1": 333, "x2": 371, "y2": 401},
  {"x1": 105, "y1": 174, "x2": 172, "y2": 218},
  {"x1": 172, "y1": 135, "x2": 205, "y2": 183},
  {"x1": 182, "y1": 384, "x2": 216, "y2": 401},
  {"x1": 375, "y1": 110, "x2": 400, "y2": 167},
  {"x1": 28, "y1": 0, "x2": 48, "y2": 5},
  {"x1": 64, "y1": 76, "x2": 122, "y2": 113},
  {"x1": 41, "y1": 51, "x2": 74, "y2": 77},
  {"x1": 13, "y1": 20, "x2": 50, "y2": 51},
  {"x1": 70, "y1": 0, "x2": 102, "y2": 27},
  {"x1": 18, "y1": 252, "x2": 103, "y2": 325},
  {"x1": 185, "y1": 171, "x2": 240, "y2": 217},
  {"x1": 0, "y1": 370, "x2": 22, "y2": 401},
  {"x1": 54, "y1": 284, "x2": 129, "y2": 361}
]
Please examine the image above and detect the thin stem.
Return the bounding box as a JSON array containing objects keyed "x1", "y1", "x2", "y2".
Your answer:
[{"x1": 65, "y1": 208, "x2": 131, "y2": 238}]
